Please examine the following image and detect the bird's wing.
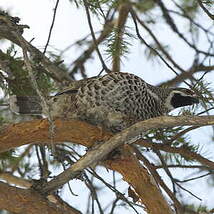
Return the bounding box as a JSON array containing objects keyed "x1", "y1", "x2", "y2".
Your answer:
[{"x1": 55, "y1": 76, "x2": 98, "y2": 96}]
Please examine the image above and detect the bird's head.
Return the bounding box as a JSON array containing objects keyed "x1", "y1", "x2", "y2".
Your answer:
[{"x1": 165, "y1": 88, "x2": 199, "y2": 111}]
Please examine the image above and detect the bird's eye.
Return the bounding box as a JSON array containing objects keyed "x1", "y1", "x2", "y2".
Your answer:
[{"x1": 183, "y1": 89, "x2": 195, "y2": 96}]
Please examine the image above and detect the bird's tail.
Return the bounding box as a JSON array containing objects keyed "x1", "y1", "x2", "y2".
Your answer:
[{"x1": 9, "y1": 95, "x2": 42, "y2": 115}]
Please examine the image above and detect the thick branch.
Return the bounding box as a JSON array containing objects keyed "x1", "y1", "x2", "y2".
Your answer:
[
  {"x1": 0, "y1": 181, "x2": 80, "y2": 214},
  {"x1": 0, "y1": 119, "x2": 112, "y2": 153},
  {"x1": 40, "y1": 115, "x2": 214, "y2": 194},
  {"x1": 0, "y1": 172, "x2": 32, "y2": 188},
  {"x1": 1, "y1": 116, "x2": 214, "y2": 214},
  {"x1": 105, "y1": 146, "x2": 174, "y2": 214},
  {"x1": 1, "y1": 116, "x2": 214, "y2": 173}
]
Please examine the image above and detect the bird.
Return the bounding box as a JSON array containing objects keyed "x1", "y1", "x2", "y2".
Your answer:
[{"x1": 9, "y1": 72, "x2": 199, "y2": 132}]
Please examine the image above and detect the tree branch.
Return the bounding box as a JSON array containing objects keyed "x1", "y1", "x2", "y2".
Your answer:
[
  {"x1": 159, "y1": 64, "x2": 214, "y2": 87},
  {"x1": 0, "y1": 172, "x2": 32, "y2": 188},
  {"x1": 69, "y1": 20, "x2": 114, "y2": 77},
  {"x1": 0, "y1": 12, "x2": 71, "y2": 84},
  {"x1": 83, "y1": 0, "x2": 110, "y2": 72},
  {"x1": 23, "y1": 115, "x2": 214, "y2": 195},
  {"x1": 1, "y1": 115, "x2": 214, "y2": 214},
  {"x1": 197, "y1": 0, "x2": 214, "y2": 20},
  {"x1": 105, "y1": 146, "x2": 174, "y2": 214},
  {"x1": 0, "y1": 119, "x2": 112, "y2": 153},
  {"x1": 133, "y1": 149, "x2": 183, "y2": 213},
  {"x1": 136, "y1": 139, "x2": 214, "y2": 169},
  {"x1": 112, "y1": 2, "x2": 131, "y2": 72},
  {"x1": 0, "y1": 181, "x2": 81, "y2": 214}
]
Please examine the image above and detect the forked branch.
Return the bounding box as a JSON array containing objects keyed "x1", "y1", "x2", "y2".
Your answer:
[{"x1": 1, "y1": 115, "x2": 214, "y2": 214}]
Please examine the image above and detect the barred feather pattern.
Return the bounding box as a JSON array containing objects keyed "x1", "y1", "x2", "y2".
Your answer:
[
  {"x1": 10, "y1": 72, "x2": 198, "y2": 132},
  {"x1": 72, "y1": 72, "x2": 172, "y2": 131}
]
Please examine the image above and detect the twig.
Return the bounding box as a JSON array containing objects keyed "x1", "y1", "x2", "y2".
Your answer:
[
  {"x1": 169, "y1": 3, "x2": 214, "y2": 36},
  {"x1": 22, "y1": 45, "x2": 56, "y2": 142},
  {"x1": 154, "y1": 150, "x2": 177, "y2": 194},
  {"x1": 130, "y1": 9, "x2": 186, "y2": 73},
  {"x1": 112, "y1": 3, "x2": 130, "y2": 72},
  {"x1": 57, "y1": 145, "x2": 141, "y2": 214},
  {"x1": 86, "y1": 168, "x2": 141, "y2": 214},
  {"x1": 38, "y1": 145, "x2": 50, "y2": 179},
  {"x1": 155, "y1": 0, "x2": 214, "y2": 57},
  {"x1": 154, "y1": 148, "x2": 203, "y2": 201},
  {"x1": 136, "y1": 138, "x2": 214, "y2": 170},
  {"x1": 130, "y1": 8, "x2": 193, "y2": 88},
  {"x1": 84, "y1": 173, "x2": 104, "y2": 214},
  {"x1": 177, "y1": 172, "x2": 212, "y2": 183},
  {"x1": 197, "y1": 0, "x2": 214, "y2": 20},
  {"x1": 0, "y1": 13, "x2": 71, "y2": 84},
  {"x1": 197, "y1": 106, "x2": 214, "y2": 115},
  {"x1": 166, "y1": 126, "x2": 200, "y2": 145},
  {"x1": 69, "y1": 20, "x2": 114, "y2": 78},
  {"x1": 175, "y1": 182, "x2": 202, "y2": 201},
  {"x1": 158, "y1": 65, "x2": 214, "y2": 87},
  {"x1": 154, "y1": 164, "x2": 207, "y2": 169},
  {"x1": 109, "y1": 198, "x2": 119, "y2": 214},
  {"x1": 43, "y1": 0, "x2": 60, "y2": 54},
  {"x1": 35, "y1": 145, "x2": 44, "y2": 178},
  {"x1": 83, "y1": 0, "x2": 110, "y2": 73},
  {"x1": 133, "y1": 147, "x2": 183, "y2": 213}
]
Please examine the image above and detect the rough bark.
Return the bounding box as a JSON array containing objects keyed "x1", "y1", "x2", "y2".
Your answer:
[
  {"x1": 0, "y1": 119, "x2": 112, "y2": 153},
  {"x1": 105, "y1": 146, "x2": 174, "y2": 214},
  {"x1": 0, "y1": 181, "x2": 81, "y2": 214},
  {"x1": 1, "y1": 115, "x2": 214, "y2": 214}
]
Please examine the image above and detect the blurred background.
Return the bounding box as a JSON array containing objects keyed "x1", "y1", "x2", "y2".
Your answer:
[{"x1": 0, "y1": 0, "x2": 214, "y2": 213}]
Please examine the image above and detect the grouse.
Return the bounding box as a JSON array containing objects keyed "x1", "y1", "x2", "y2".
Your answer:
[{"x1": 9, "y1": 72, "x2": 199, "y2": 132}]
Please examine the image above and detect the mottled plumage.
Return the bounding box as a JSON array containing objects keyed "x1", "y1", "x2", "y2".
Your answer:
[{"x1": 10, "y1": 72, "x2": 199, "y2": 132}]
